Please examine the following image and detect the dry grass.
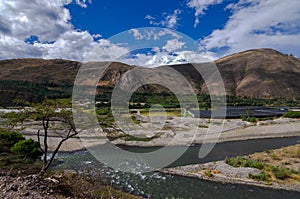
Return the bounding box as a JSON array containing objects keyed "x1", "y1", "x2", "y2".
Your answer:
[
  {"x1": 249, "y1": 144, "x2": 300, "y2": 172},
  {"x1": 247, "y1": 144, "x2": 300, "y2": 185}
]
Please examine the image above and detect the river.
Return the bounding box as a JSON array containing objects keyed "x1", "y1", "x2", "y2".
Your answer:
[{"x1": 53, "y1": 136, "x2": 300, "y2": 199}]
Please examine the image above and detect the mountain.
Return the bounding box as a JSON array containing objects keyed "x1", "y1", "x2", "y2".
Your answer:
[
  {"x1": 215, "y1": 48, "x2": 300, "y2": 99},
  {"x1": 0, "y1": 48, "x2": 299, "y2": 106}
]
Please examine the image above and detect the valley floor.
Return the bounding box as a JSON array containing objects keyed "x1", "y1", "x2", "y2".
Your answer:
[{"x1": 18, "y1": 117, "x2": 300, "y2": 151}]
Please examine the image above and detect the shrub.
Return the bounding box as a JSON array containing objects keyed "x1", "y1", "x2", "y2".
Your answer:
[
  {"x1": 241, "y1": 116, "x2": 257, "y2": 123},
  {"x1": 249, "y1": 171, "x2": 270, "y2": 181},
  {"x1": 225, "y1": 157, "x2": 265, "y2": 170},
  {"x1": 11, "y1": 139, "x2": 42, "y2": 160},
  {"x1": 0, "y1": 130, "x2": 25, "y2": 147},
  {"x1": 283, "y1": 111, "x2": 300, "y2": 118},
  {"x1": 247, "y1": 117, "x2": 257, "y2": 123},
  {"x1": 270, "y1": 166, "x2": 291, "y2": 180}
]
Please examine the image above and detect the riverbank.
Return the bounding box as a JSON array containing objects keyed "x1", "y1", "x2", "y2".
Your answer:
[
  {"x1": 161, "y1": 144, "x2": 300, "y2": 193},
  {"x1": 19, "y1": 117, "x2": 300, "y2": 151}
]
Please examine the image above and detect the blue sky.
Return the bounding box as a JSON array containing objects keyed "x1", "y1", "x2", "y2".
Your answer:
[
  {"x1": 65, "y1": 0, "x2": 232, "y2": 40},
  {"x1": 0, "y1": 0, "x2": 299, "y2": 66}
]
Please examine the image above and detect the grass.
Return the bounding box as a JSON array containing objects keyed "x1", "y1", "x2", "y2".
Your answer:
[{"x1": 225, "y1": 144, "x2": 300, "y2": 184}]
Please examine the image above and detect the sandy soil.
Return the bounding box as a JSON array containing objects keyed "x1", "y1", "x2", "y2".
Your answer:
[{"x1": 15, "y1": 117, "x2": 300, "y2": 151}]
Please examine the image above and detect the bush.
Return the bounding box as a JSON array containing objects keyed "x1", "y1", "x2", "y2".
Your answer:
[
  {"x1": 249, "y1": 171, "x2": 270, "y2": 181},
  {"x1": 11, "y1": 139, "x2": 42, "y2": 160},
  {"x1": 241, "y1": 116, "x2": 257, "y2": 123},
  {"x1": 270, "y1": 166, "x2": 291, "y2": 180},
  {"x1": 225, "y1": 157, "x2": 265, "y2": 170},
  {"x1": 0, "y1": 130, "x2": 25, "y2": 147},
  {"x1": 283, "y1": 111, "x2": 300, "y2": 118},
  {"x1": 247, "y1": 117, "x2": 257, "y2": 123}
]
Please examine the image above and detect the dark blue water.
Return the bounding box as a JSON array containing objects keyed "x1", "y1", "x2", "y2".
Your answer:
[{"x1": 54, "y1": 136, "x2": 300, "y2": 199}]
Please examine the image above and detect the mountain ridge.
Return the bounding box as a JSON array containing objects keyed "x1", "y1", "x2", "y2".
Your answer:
[{"x1": 0, "y1": 48, "x2": 299, "y2": 106}]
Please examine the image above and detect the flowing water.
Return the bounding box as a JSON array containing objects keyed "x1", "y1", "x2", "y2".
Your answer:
[{"x1": 53, "y1": 136, "x2": 300, "y2": 199}]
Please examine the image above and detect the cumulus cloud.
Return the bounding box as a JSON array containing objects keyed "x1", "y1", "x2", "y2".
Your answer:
[
  {"x1": 0, "y1": 0, "x2": 129, "y2": 61},
  {"x1": 162, "y1": 39, "x2": 185, "y2": 52},
  {"x1": 121, "y1": 37, "x2": 216, "y2": 67},
  {"x1": 187, "y1": 0, "x2": 223, "y2": 27},
  {"x1": 145, "y1": 9, "x2": 182, "y2": 29},
  {"x1": 129, "y1": 29, "x2": 144, "y2": 40},
  {"x1": 0, "y1": 0, "x2": 72, "y2": 42},
  {"x1": 122, "y1": 50, "x2": 215, "y2": 67},
  {"x1": 84, "y1": 39, "x2": 130, "y2": 62},
  {"x1": 201, "y1": 0, "x2": 300, "y2": 56},
  {"x1": 129, "y1": 28, "x2": 182, "y2": 41}
]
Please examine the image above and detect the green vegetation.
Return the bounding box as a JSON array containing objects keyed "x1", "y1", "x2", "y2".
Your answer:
[
  {"x1": 270, "y1": 166, "x2": 292, "y2": 180},
  {"x1": 0, "y1": 80, "x2": 72, "y2": 106},
  {"x1": 241, "y1": 116, "x2": 258, "y2": 123},
  {"x1": 0, "y1": 130, "x2": 42, "y2": 160},
  {"x1": 0, "y1": 130, "x2": 25, "y2": 148},
  {"x1": 0, "y1": 130, "x2": 42, "y2": 174},
  {"x1": 225, "y1": 156, "x2": 265, "y2": 170},
  {"x1": 96, "y1": 90, "x2": 300, "y2": 110},
  {"x1": 11, "y1": 138, "x2": 42, "y2": 160},
  {"x1": 249, "y1": 171, "x2": 270, "y2": 181},
  {"x1": 2, "y1": 99, "x2": 78, "y2": 174},
  {"x1": 283, "y1": 111, "x2": 300, "y2": 118},
  {"x1": 225, "y1": 156, "x2": 299, "y2": 182}
]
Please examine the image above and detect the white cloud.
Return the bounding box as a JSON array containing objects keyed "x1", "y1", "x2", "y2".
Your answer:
[
  {"x1": 0, "y1": 0, "x2": 130, "y2": 61},
  {"x1": 145, "y1": 15, "x2": 155, "y2": 20},
  {"x1": 34, "y1": 30, "x2": 95, "y2": 60},
  {"x1": 145, "y1": 9, "x2": 182, "y2": 29},
  {"x1": 121, "y1": 37, "x2": 216, "y2": 67},
  {"x1": 84, "y1": 39, "x2": 130, "y2": 62},
  {"x1": 0, "y1": 35, "x2": 42, "y2": 59},
  {"x1": 162, "y1": 39, "x2": 185, "y2": 52},
  {"x1": 162, "y1": 9, "x2": 182, "y2": 29},
  {"x1": 129, "y1": 28, "x2": 182, "y2": 41},
  {"x1": 75, "y1": 0, "x2": 92, "y2": 8},
  {"x1": 201, "y1": 0, "x2": 300, "y2": 56},
  {"x1": 0, "y1": 0, "x2": 216, "y2": 65},
  {"x1": 187, "y1": 0, "x2": 223, "y2": 27},
  {"x1": 0, "y1": 0, "x2": 73, "y2": 42},
  {"x1": 129, "y1": 29, "x2": 144, "y2": 40},
  {"x1": 122, "y1": 50, "x2": 215, "y2": 67}
]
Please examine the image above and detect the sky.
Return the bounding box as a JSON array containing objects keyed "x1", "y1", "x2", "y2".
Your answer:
[{"x1": 0, "y1": 0, "x2": 299, "y2": 66}]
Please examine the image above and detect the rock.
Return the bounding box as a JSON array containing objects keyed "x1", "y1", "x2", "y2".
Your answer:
[
  {"x1": 8, "y1": 184, "x2": 18, "y2": 191},
  {"x1": 23, "y1": 191, "x2": 30, "y2": 196}
]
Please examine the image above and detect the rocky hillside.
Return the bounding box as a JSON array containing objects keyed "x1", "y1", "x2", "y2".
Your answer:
[
  {"x1": 0, "y1": 48, "x2": 299, "y2": 106},
  {"x1": 215, "y1": 48, "x2": 300, "y2": 99}
]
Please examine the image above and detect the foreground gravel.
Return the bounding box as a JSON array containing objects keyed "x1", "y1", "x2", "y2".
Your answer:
[{"x1": 0, "y1": 175, "x2": 63, "y2": 199}]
